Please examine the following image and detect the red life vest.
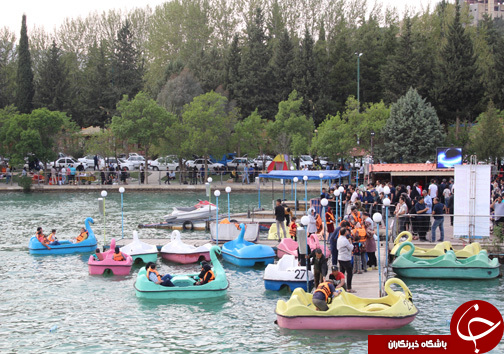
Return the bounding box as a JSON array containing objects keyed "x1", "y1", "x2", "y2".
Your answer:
[
  {"x1": 314, "y1": 282, "x2": 333, "y2": 301},
  {"x1": 146, "y1": 268, "x2": 162, "y2": 282},
  {"x1": 289, "y1": 222, "x2": 297, "y2": 238}
]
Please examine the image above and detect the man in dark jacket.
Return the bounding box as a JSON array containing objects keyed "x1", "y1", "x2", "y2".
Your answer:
[
  {"x1": 274, "y1": 199, "x2": 287, "y2": 241},
  {"x1": 307, "y1": 248, "x2": 328, "y2": 288}
]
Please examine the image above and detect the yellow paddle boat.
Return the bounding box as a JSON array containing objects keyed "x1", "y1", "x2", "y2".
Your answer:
[
  {"x1": 389, "y1": 231, "x2": 483, "y2": 259},
  {"x1": 275, "y1": 278, "x2": 418, "y2": 330}
]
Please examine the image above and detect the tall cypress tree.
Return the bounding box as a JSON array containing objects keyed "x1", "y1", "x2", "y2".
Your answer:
[
  {"x1": 271, "y1": 29, "x2": 295, "y2": 104},
  {"x1": 15, "y1": 15, "x2": 34, "y2": 113},
  {"x1": 35, "y1": 40, "x2": 69, "y2": 111},
  {"x1": 431, "y1": 3, "x2": 482, "y2": 136},
  {"x1": 293, "y1": 28, "x2": 318, "y2": 118},
  {"x1": 225, "y1": 34, "x2": 241, "y2": 103},
  {"x1": 314, "y1": 22, "x2": 333, "y2": 125}
]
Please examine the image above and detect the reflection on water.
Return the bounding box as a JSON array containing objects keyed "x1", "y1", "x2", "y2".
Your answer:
[{"x1": 0, "y1": 192, "x2": 503, "y2": 353}]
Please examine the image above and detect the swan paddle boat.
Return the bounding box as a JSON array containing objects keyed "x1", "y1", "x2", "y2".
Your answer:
[
  {"x1": 264, "y1": 254, "x2": 314, "y2": 291},
  {"x1": 277, "y1": 238, "x2": 299, "y2": 259},
  {"x1": 119, "y1": 231, "x2": 158, "y2": 263},
  {"x1": 267, "y1": 221, "x2": 290, "y2": 240},
  {"x1": 160, "y1": 231, "x2": 211, "y2": 264},
  {"x1": 210, "y1": 220, "x2": 260, "y2": 243},
  {"x1": 308, "y1": 234, "x2": 331, "y2": 257},
  {"x1": 28, "y1": 217, "x2": 97, "y2": 255},
  {"x1": 163, "y1": 200, "x2": 216, "y2": 222},
  {"x1": 88, "y1": 238, "x2": 133, "y2": 275},
  {"x1": 222, "y1": 223, "x2": 275, "y2": 267},
  {"x1": 275, "y1": 278, "x2": 418, "y2": 330},
  {"x1": 390, "y1": 231, "x2": 484, "y2": 259},
  {"x1": 392, "y1": 242, "x2": 500, "y2": 279},
  {"x1": 134, "y1": 246, "x2": 228, "y2": 300}
]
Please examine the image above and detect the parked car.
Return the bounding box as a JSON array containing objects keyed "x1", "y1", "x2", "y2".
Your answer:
[
  {"x1": 253, "y1": 155, "x2": 273, "y2": 169},
  {"x1": 210, "y1": 153, "x2": 237, "y2": 166},
  {"x1": 51, "y1": 157, "x2": 87, "y2": 169},
  {"x1": 186, "y1": 159, "x2": 224, "y2": 170},
  {"x1": 126, "y1": 155, "x2": 145, "y2": 169},
  {"x1": 78, "y1": 155, "x2": 105, "y2": 168},
  {"x1": 301, "y1": 155, "x2": 328, "y2": 168},
  {"x1": 227, "y1": 157, "x2": 255, "y2": 170},
  {"x1": 148, "y1": 156, "x2": 180, "y2": 171}
]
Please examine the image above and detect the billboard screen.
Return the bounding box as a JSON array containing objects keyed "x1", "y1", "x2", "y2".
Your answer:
[{"x1": 436, "y1": 147, "x2": 462, "y2": 169}]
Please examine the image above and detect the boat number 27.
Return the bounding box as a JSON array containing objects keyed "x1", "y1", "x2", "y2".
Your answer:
[{"x1": 294, "y1": 269, "x2": 306, "y2": 279}]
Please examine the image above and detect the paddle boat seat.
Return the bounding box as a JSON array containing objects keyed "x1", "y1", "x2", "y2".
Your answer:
[{"x1": 277, "y1": 238, "x2": 299, "y2": 259}]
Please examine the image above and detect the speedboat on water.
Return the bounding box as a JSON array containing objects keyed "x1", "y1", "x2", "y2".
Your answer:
[{"x1": 163, "y1": 200, "x2": 216, "y2": 222}]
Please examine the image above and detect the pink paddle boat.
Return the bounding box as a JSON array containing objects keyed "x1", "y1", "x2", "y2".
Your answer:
[
  {"x1": 88, "y1": 238, "x2": 133, "y2": 275},
  {"x1": 160, "y1": 231, "x2": 211, "y2": 264},
  {"x1": 277, "y1": 238, "x2": 299, "y2": 259},
  {"x1": 308, "y1": 234, "x2": 331, "y2": 257}
]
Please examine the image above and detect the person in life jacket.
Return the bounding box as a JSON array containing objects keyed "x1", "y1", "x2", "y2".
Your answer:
[
  {"x1": 312, "y1": 281, "x2": 341, "y2": 311},
  {"x1": 194, "y1": 261, "x2": 215, "y2": 285},
  {"x1": 113, "y1": 246, "x2": 125, "y2": 261},
  {"x1": 72, "y1": 228, "x2": 88, "y2": 243},
  {"x1": 145, "y1": 262, "x2": 174, "y2": 287},
  {"x1": 289, "y1": 216, "x2": 298, "y2": 241},
  {"x1": 47, "y1": 229, "x2": 60, "y2": 246},
  {"x1": 316, "y1": 213, "x2": 323, "y2": 234},
  {"x1": 36, "y1": 227, "x2": 51, "y2": 250},
  {"x1": 326, "y1": 208, "x2": 335, "y2": 234}
]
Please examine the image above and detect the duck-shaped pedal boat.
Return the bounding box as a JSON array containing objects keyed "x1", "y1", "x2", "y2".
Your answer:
[
  {"x1": 119, "y1": 231, "x2": 158, "y2": 263},
  {"x1": 222, "y1": 223, "x2": 275, "y2": 267},
  {"x1": 390, "y1": 231, "x2": 483, "y2": 259},
  {"x1": 277, "y1": 238, "x2": 299, "y2": 259},
  {"x1": 160, "y1": 231, "x2": 211, "y2": 264},
  {"x1": 391, "y1": 241, "x2": 500, "y2": 279},
  {"x1": 264, "y1": 254, "x2": 314, "y2": 291},
  {"x1": 88, "y1": 238, "x2": 133, "y2": 275},
  {"x1": 275, "y1": 278, "x2": 418, "y2": 330},
  {"x1": 29, "y1": 217, "x2": 97, "y2": 255},
  {"x1": 308, "y1": 234, "x2": 331, "y2": 257},
  {"x1": 134, "y1": 246, "x2": 228, "y2": 300}
]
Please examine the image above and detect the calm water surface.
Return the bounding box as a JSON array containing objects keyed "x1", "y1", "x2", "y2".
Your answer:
[{"x1": 0, "y1": 191, "x2": 503, "y2": 353}]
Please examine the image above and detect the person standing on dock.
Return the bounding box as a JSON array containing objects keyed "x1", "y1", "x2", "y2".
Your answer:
[
  {"x1": 431, "y1": 198, "x2": 445, "y2": 242},
  {"x1": 274, "y1": 199, "x2": 288, "y2": 241},
  {"x1": 337, "y1": 227, "x2": 355, "y2": 293}
]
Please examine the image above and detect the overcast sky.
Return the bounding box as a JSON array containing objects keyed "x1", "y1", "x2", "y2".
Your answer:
[{"x1": 2, "y1": 0, "x2": 438, "y2": 35}]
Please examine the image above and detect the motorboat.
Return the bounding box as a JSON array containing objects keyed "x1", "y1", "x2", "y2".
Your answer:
[
  {"x1": 210, "y1": 220, "x2": 260, "y2": 243},
  {"x1": 277, "y1": 238, "x2": 299, "y2": 259},
  {"x1": 391, "y1": 241, "x2": 500, "y2": 279},
  {"x1": 28, "y1": 217, "x2": 97, "y2": 255},
  {"x1": 390, "y1": 231, "x2": 483, "y2": 259},
  {"x1": 134, "y1": 246, "x2": 228, "y2": 300},
  {"x1": 264, "y1": 254, "x2": 314, "y2": 291},
  {"x1": 163, "y1": 200, "x2": 216, "y2": 222},
  {"x1": 275, "y1": 278, "x2": 418, "y2": 330},
  {"x1": 119, "y1": 231, "x2": 158, "y2": 263},
  {"x1": 160, "y1": 230, "x2": 211, "y2": 264},
  {"x1": 88, "y1": 238, "x2": 133, "y2": 275},
  {"x1": 222, "y1": 223, "x2": 275, "y2": 267}
]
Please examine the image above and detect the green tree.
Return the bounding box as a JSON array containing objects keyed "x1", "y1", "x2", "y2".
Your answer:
[
  {"x1": 470, "y1": 102, "x2": 504, "y2": 163},
  {"x1": 271, "y1": 29, "x2": 295, "y2": 104},
  {"x1": 267, "y1": 90, "x2": 314, "y2": 155},
  {"x1": 311, "y1": 112, "x2": 351, "y2": 163},
  {"x1": 34, "y1": 40, "x2": 69, "y2": 111},
  {"x1": 380, "y1": 88, "x2": 445, "y2": 163},
  {"x1": 232, "y1": 109, "x2": 267, "y2": 158},
  {"x1": 0, "y1": 28, "x2": 17, "y2": 109},
  {"x1": 111, "y1": 92, "x2": 176, "y2": 183},
  {"x1": 181, "y1": 91, "x2": 237, "y2": 179},
  {"x1": 224, "y1": 34, "x2": 241, "y2": 102},
  {"x1": 157, "y1": 68, "x2": 203, "y2": 116},
  {"x1": 293, "y1": 28, "x2": 318, "y2": 120},
  {"x1": 431, "y1": 3, "x2": 482, "y2": 137},
  {"x1": 15, "y1": 15, "x2": 34, "y2": 113}
]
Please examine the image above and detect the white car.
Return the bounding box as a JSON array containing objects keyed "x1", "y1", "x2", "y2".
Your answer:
[
  {"x1": 148, "y1": 156, "x2": 180, "y2": 171},
  {"x1": 301, "y1": 155, "x2": 328, "y2": 168},
  {"x1": 126, "y1": 156, "x2": 145, "y2": 169},
  {"x1": 253, "y1": 155, "x2": 273, "y2": 169},
  {"x1": 227, "y1": 157, "x2": 254, "y2": 170},
  {"x1": 51, "y1": 157, "x2": 88, "y2": 169},
  {"x1": 186, "y1": 159, "x2": 224, "y2": 170},
  {"x1": 78, "y1": 155, "x2": 105, "y2": 168}
]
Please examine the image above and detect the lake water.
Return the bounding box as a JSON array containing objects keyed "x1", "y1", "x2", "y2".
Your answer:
[{"x1": 0, "y1": 191, "x2": 503, "y2": 353}]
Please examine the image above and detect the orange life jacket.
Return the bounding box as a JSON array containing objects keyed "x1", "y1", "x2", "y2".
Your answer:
[
  {"x1": 350, "y1": 211, "x2": 363, "y2": 227},
  {"x1": 316, "y1": 214, "x2": 323, "y2": 232},
  {"x1": 289, "y1": 222, "x2": 297, "y2": 238},
  {"x1": 76, "y1": 231, "x2": 88, "y2": 243},
  {"x1": 202, "y1": 269, "x2": 215, "y2": 283},
  {"x1": 113, "y1": 252, "x2": 125, "y2": 261},
  {"x1": 47, "y1": 233, "x2": 56, "y2": 243},
  {"x1": 314, "y1": 282, "x2": 333, "y2": 301},
  {"x1": 326, "y1": 212, "x2": 335, "y2": 224},
  {"x1": 146, "y1": 268, "x2": 162, "y2": 282}
]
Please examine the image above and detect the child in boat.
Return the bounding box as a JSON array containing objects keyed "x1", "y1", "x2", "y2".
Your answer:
[
  {"x1": 146, "y1": 262, "x2": 174, "y2": 287},
  {"x1": 71, "y1": 228, "x2": 88, "y2": 243},
  {"x1": 113, "y1": 246, "x2": 126, "y2": 261},
  {"x1": 47, "y1": 229, "x2": 60, "y2": 246},
  {"x1": 36, "y1": 227, "x2": 51, "y2": 250},
  {"x1": 289, "y1": 216, "x2": 298, "y2": 241},
  {"x1": 92, "y1": 248, "x2": 104, "y2": 261},
  {"x1": 194, "y1": 261, "x2": 215, "y2": 285}
]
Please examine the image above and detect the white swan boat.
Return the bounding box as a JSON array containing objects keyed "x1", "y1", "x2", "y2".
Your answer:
[
  {"x1": 160, "y1": 230, "x2": 212, "y2": 264},
  {"x1": 119, "y1": 231, "x2": 158, "y2": 263}
]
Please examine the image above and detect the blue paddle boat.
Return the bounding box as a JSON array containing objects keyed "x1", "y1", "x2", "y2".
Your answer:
[
  {"x1": 29, "y1": 217, "x2": 97, "y2": 255},
  {"x1": 264, "y1": 254, "x2": 314, "y2": 291},
  {"x1": 222, "y1": 223, "x2": 275, "y2": 267}
]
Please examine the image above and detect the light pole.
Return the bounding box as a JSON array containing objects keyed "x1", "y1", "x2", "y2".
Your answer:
[
  {"x1": 100, "y1": 190, "x2": 107, "y2": 245},
  {"x1": 214, "y1": 190, "x2": 220, "y2": 244},
  {"x1": 384, "y1": 185, "x2": 391, "y2": 235},
  {"x1": 225, "y1": 186, "x2": 231, "y2": 221},
  {"x1": 319, "y1": 173, "x2": 324, "y2": 196},
  {"x1": 370, "y1": 130, "x2": 375, "y2": 165},
  {"x1": 355, "y1": 52, "x2": 363, "y2": 107},
  {"x1": 334, "y1": 188, "x2": 340, "y2": 223},
  {"x1": 301, "y1": 215, "x2": 311, "y2": 291},
  {"x1": 303, "y1": 175, "x2": 308, "y2": 212},
  {"x1": 207, "y1": 177, "x2": 213, "y2": 203},
  {"x1": 338, "y1": 186, "x2": 345, "y2": 221},
  {"x1": 290, "y1": 166, "x2": 295, "y2": 200},
  {"x1": 373, "y1": 212, "x2": 383, "y2": 296},
  {"x1": 293, "y1": 177, "x2": 299, "y2": 217},
  {"x1": 321, "y1": 198, "x2": 328, "y2": 256},
  {"x1": 256, "y1": 176, "x2": 261, "y2": 210},
  {"x1": 383, "y1": 197, "x2": 391, "y2": 269},
  {"x1": 119, "y1": 187, "x2": 125, "y2": 240}
]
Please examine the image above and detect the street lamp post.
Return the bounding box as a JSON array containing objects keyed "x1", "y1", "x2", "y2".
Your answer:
[
  {"x1": 383, "y1": 197, "x2": 391, "y2": 269},
  {"x1": 355, "y1": 52, "x2": 363, "y2": 106},
  {"x1": 338, "y1": 186, "x2": 345, "y2": 221},
  {"x1": 334, "y1": 189, "x2": 340, "y2": 223},
  {"x1": 370, "y1": 130, "x2": 375, "y2": 165},
  {"x1": 321, "y1": 198, "x2": 328, "y2": 256},
  {"x1": 100, "y1": 190, "x2": 107, "y2": 245},
  {"x1": 303, "y1": 175, "x2": 308, "y2": 212},
  {"x1": 119, "y1": 187, "x2": 125, "y2": 240},
  {"x1": 301, "y1": 215, "x2": 311, "y2": 291},
  {"x1": 225, "y1": 186, "x2": 231, "y2": 221},
  {"x1": 214, "y1": 190, "x2": 220, "y2": 244},
  {"x1": 293, "y1": 177, "x2": 299, "y2": 217},
  {"x1": 373, "y1": 212, "x2": 383, "y2": 296},
  {"x1": 207, "y1": 177, "x2": 213, "y2": 219},
  {"x1": 319, "y1": 173, "x2": 324, "y2": 196}
]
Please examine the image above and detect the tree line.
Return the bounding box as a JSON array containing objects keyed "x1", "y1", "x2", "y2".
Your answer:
[{"x1": 1, "y1": 0, "x2": 504, "y2": 165}]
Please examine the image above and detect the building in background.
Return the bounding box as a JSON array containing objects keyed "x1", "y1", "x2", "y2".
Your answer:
[{"x1": 460, "y1": 0, "x2": 504, "y2": 25}]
